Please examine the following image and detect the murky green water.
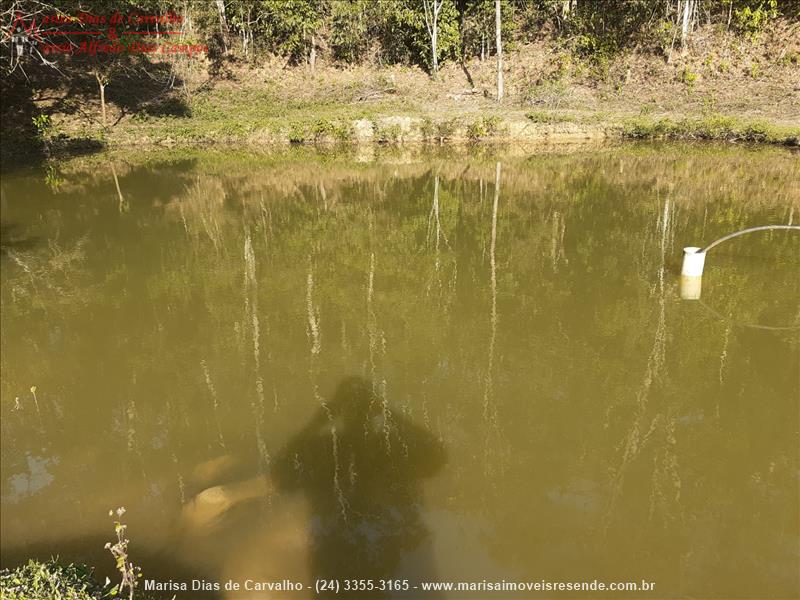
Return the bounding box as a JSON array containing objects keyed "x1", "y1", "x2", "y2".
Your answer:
[{"x1": 1, "y1": 145, "x2": 798, "y2": 599}]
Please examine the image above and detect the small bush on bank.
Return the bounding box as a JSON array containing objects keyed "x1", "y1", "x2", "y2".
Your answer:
[
  {"x1": 467, "y1": 116, "x2": 504, "y2": 140},
  {"x1": 435, "y1": 118, "x2": 461, "y2": 143},
  {"x1": 526, "y1": 111, "x2": 578, "y2": 124},
  {"x1": 373, "y1": 121, "x2": 403, "y2": 143},
  {"x1": 0, "y1": 559, "x2": 164, "y2": 600},
  {"x1": 311, "y1": 119, "x2": 354, "y2": 143},
  {"x1": 0, "y1": 559, "x2": 104, "y2": 600}
]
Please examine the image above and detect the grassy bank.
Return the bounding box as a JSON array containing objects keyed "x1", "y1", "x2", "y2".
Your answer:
[
  {"x1": 5, "y1": 14, "x2": 799, "y2": 165},
  {"x1": 620, "y1": 114, "x2": 800, "y2": 144},
  {"x1": 34, "y1": 105, "x2": 798, "y2": 155},
  {"x1": 25, "y1": 57, "x2": 800, "y2": 155}
]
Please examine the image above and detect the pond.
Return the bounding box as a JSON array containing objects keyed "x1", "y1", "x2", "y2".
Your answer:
[{"x1": 1, "y1": 144, "x2": 798, "y2": 598}]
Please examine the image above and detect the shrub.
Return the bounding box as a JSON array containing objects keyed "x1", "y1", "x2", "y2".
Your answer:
[
  {"x1": 310, "y1": 119, "x2": 353, "y2": 143},
  {"x1": 435, "y1": 118, "x2": 460, "y2": 142},
  {"x1": 734, "y1": 0, "x2": 778, "y2": 38},
  {"x1": 467, "y1": 115, "x2": 504, "y2": 140},
  {"x1": 0, "y1": 559, "x2": 104, "y2": 600},
  {"x1": 374, "y1": 122, "x2": 402, "y2": 143},
  {"x1": 681, "y1": 67, "x2": 699, "y2": 87},
  {"x1": 287, "y1": 122, "x2": 307, "y2": 143},
  {"x1": 420, "y1": 117, "x2": 437, "y2": 141}
]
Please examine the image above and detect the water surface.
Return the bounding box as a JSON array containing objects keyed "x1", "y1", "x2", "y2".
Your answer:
[{"x1": 1, "y1": 144, "x2": 798, "y2": 598}]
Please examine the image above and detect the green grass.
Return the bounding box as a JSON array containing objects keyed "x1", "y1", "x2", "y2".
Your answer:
[
  {"x1": 525, "y1": 111, "x2": 610, "y2": 125},
  {"x1": 1, "y1": 560, "x2": 101, "y2": 600},
  {"x1": 119, "y1": 84, "x2": 416, "y2": 145},
  {"x1": 526, "y1": 111, "x2": 580, "y2": 124},
  {"x1": 621, "y1": 114, "x2": 800, "y2": 145},
  {"x1": 42, "y1": 80, "x2": 800, "y2": 150}
]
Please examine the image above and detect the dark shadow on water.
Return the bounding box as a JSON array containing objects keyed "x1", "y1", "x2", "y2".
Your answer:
[
  {"x1": 0, "y1": 223, "x2": 40, "y2": 255},
  {"x1": 272, "y1": 376, "x2": 447, "y2": 596}
]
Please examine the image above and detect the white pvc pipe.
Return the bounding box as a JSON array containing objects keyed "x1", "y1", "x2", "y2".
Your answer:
[
  {"x1": 681, "y1": 246, "x2": 706, "y2": 277},
  {"x1": 680, "y1": 275, "x2": 702, "y2": 300},
  {"x1": 679, "y1": 224, "x2": 799, "y2": 301}
]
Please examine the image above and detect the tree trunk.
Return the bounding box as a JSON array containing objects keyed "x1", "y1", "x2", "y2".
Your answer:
[
  {"x1": 215, "y1": 0, "x2": 228, "y2": 53},
  {"x1": 432, "y1": 18, "x2": 438, "y2": 76},
  {"x1": 495, "y1": 0, "x2": 504, "y2": 101},
  {"x1": 681, "y1": 0, "x2": 691, "y2": 47},
  {"x1": 423, "y1": 0, "x2": 442, "y2": 78},
  {"x1": 309, "y1": 34, "x2": 316, "y2": 72}
]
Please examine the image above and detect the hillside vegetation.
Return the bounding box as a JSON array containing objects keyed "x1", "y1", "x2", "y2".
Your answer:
[{"x1": 2, "y1": 0, "x2": 799, "y2": 163}]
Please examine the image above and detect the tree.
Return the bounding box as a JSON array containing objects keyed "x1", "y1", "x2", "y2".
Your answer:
[
  {"x1": 422, "y1": 0, "x2": 445, "y2": 77},
  {"x1": 257, "y1": 0, "x2": 323, "y2": 66},
  {"x1": 215, "y1": 0, "x2": 229, "y2": 53},
  {"x1": 70, "y1": 1, "x2": 158, "y2": 128},
  {"x1": 495, "y1": 0, "x2": 504, "y2": 101},
  {"x1": 329, "y1": 0, "x2": 372, "y2": 63},
  {"x1": 680, "y1": 0, "x2": 694, "y2": 48},
  {"x1": 386, "y1": 0, "x2": 458, "y2": 74}
]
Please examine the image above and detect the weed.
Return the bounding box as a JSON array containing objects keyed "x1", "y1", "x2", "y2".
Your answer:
[
  {"x1": 435, "y1": 118, "x2": 460, "y2": 143},
  {"x1": 572, "y1": 34, "x2": 615, "y2": 81},
  {"x1": 0, "y1": 560, "x2": 102, "y2": 599},
  {"x1": 310, "y1": 119, "x2": 354, "y2": 143},
  {"x1": 288, "y1": 122, "x2": 307, "y2": 143},
  {"x1": 681, "y1": 67, "x2": 699, "y2": 89},
  {"x1": 105, "y1": 507, "x2": 141, "y2": 600},
  {"x1": 333, "y1": 122, "x2": 355, "y2": 142},
  {"x1": 420, "y1": 117, "x2": 437, "y2": 141},
  {"x1": 526, "y1": 111, "x2": 576, "y2": 124},
  {"x1": 701, "y1": 94, "x2": 718, "y2": 116},
  {"x1": 44, "y1": 165, "x2": 64, "y2": 191},
  {"x1": 374, "y1": 122, "x2": 402, "y2": 144},
  {"x1": 32, "y1": 114, "x2": 52, "y2": 139},
  {"x1": 467, "y1": 116, "x2": 504, "y2": 141}
]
